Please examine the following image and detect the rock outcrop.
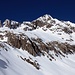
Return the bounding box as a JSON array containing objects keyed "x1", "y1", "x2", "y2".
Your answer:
[
  {"x1": 3, "y1": 19, "x2": 11, "y2": 28},
  {"x1": 7, "y1": 32, "x2": 41, "y2": 56},
  {"x1": 5, "y1": 31, "x2": 75, "y2": 58}
]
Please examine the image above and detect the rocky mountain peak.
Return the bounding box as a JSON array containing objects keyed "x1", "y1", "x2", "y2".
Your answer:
[
  {"x1": 3, "y1": 19, "x2": 10, "y2": 27},
  {"x1": 0, "y1": 14, "x2": 75, "y2": 75},
  {"x1": 3, "y1": 19, "x2": 10, "y2": 23},
  {"x1": 37, "y1": 14, "x2": 52, "y2": 21},
  {"x1": 31, "y1": 14, "x2": 53, "y2": 28}
]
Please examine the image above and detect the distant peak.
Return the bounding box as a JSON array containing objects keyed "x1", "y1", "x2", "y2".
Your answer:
[
  {"x1": 36, "y1": 14, "x2": 53, "y2": 22},
  {"x1": 41, "y1": 14, "x2": 52, "y2": 19},
  {"x1": 4, "y1": 19, "x2": 10, "y2": 22},
  {"x1": 43, "y1": 14, "x2": 52, "y2": 18},
  {"x1": 3, "y1": 19, "x2": 10, "y2": 24}
]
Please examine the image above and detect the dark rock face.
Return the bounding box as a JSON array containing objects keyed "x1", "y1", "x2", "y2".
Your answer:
[
  {"x1": 23, "y1": 22, "x2": 35, "y2": 31},
  {"x1": 46, "y1": 41, "x2": 75, "y2": 55},
  {"x1": 32, "y1": 20, "x2": 46, "y2": 28},
  {"x1": 63, "y1": 27, "x2": 72, "y2": 34},
  {"x1": 46, "y1": 24, "x2": 53, "y2": 28},
  {"x1": 7, "y1": 32, "x2": 41, "y2": 56},
  {"x1": 31, "y1": 38, "x2": 49, "y2": 53},
  {"x1": 0, "y1": 35, "x2": 4, "y2": 40},
  {"x1": 11, "y1": 23, "x2": 20, "y2": 29},
  {"x1": 20, "y1": 56, "x2": 40, "y2": 70},
  {"x1": 32, "y1": 20, "x2": 53, "y2": 29},
  {"x1": 6, "y1": 32, "x2": 75, "y2": 58}
]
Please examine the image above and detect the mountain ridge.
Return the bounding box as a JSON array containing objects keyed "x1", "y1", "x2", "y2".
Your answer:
[{"x1": 0, "y1": 14, "x2": 75, "y2": 75}]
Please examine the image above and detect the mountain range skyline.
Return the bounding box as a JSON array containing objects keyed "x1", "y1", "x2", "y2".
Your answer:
[{"x1": 0, "y1": 0, "x2": 75, "y2": 23}]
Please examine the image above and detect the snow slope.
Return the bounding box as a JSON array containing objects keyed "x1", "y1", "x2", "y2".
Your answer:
[{"x1": 0, "y1": 43, "x2": 75, "y2": 75}]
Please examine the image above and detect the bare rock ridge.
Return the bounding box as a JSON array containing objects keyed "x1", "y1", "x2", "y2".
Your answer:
[
  {"x1": 0, "y1": 14, "x2": 53, "y2": 29},
  {"x1": 0, "y1": 14, "x2": 75, "y2": 59},
  {"x1": 2, "y1": 19, "x2": 20, "y2": 29}
]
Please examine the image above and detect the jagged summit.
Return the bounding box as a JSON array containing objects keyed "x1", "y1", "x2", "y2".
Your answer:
[
  {"x1": 36, "y1": 14, "x2": 52, "y2": 21},
  {"x1": 0, "y1": 14, "x2": 75, "y2": 29}
]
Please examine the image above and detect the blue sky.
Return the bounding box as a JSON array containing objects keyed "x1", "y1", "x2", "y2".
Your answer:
[{"x1": 0, "y1": 0, "x2": 75, "y2": 23}]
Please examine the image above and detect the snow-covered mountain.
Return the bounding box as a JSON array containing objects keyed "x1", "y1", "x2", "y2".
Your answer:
[{"x1": 0, "y1": 14, "x2": 75, "y2": 75}]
